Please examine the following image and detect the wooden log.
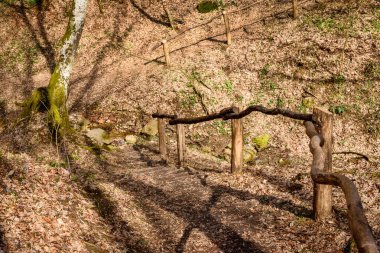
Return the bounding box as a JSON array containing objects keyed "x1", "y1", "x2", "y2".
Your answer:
[
  {"x1": 152, "y1": 112, "x2": 177, "y2": 119},
  {"x1": 176, "y1": 124, "x2": 185, "y2": 168},
  {"x1": 158, "y1": 118, "x2": 167, "y2": 161},
  {"x1": 168, "y1": 105, "x2": 312, "y2": 125},
  {"x1": 162, "y1": 39, "x2": 170, "y2": 65},
  {"x1": 304, "y1": 121, "x2": 379, "y2": 253},
  {"x1": 222, "y1": 11, "x2": 232, "y2": 46},
  {"x1": 231, "y1": 108, "x2": 243, "y2": 173},
  {"x1": 312, "y1": 107, "x2": 333, "y2": 221},
  {"x1": 224, "y1": 105, "x2": 312, "y2": 121},
  {"x1": 293, "y1": 0, "x2": 299, "y2": 19},
  {"x1": 169, "y1": 107, "x2": 238, "y2": 125}
]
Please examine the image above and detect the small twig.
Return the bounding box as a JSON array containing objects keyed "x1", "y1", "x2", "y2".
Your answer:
[
  {"x1": 302, "y1": 88, "x2": 318, "y2": 99},
  {"x1": 333, "y1": 151, "x2": 370, "y2": 162},
  {"x1": 191, "y1": 85, "x2": 210, "y2": 116}
]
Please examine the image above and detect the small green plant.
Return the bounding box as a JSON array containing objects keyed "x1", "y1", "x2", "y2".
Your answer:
[
  {"x1": 69, "y1": 152, "x2": 80, "y2": 161},
  {"x1": 373, "y1": 172, "x2": 380, "y2": 179},
  {"x1": 213, "y1": 120, "x2": 229, "y2": 135},
  {"x1": 259, "y1": 64, "x2": 270, "y2": 79},
  {"x1": 178, "y1": 91, "x2": 198, "y2": 110},
  {"x1": 49, "y1": 161, "x2": 66, "y2": 168},
  {"x1": 235, "y1": 95, "x2": 244, "y2": 102},
  {"x1": 329, "y1": 105, "x2": 347, "y2": 115},
  {"x1": 370, "y1": 19, "x2": 380, "y2": 32},
  {"x1": 70, "y1": 174, "x2": 78, "y2": 182},
  {"x1": 311, "y1": 17, "x2": 336, "y2": 31},
  {"x1": 261, "y1": 80, "x2": 279, "y2": 90},
  {"x1": 223, "y1": 80, "x2": 234, "y2": 94},
  {"x1": 331, "y1": 74, "x2": 346, "y2": 84},
  {"x1": 197, "y1": 0, "x2": 223, "y2": 13},
  {"x1": 298, "y1": 98, "x2": 315, "y2": 113},
  {"x1": 364, "y1": 62, "x2": 380, "y2": 78},
  {"x1": 276, "y1": 97, "x2": 285, "y2": 108}
]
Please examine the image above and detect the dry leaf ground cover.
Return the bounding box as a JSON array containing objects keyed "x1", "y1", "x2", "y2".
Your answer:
[{"x1": 0, "y1": 0, "x2": 380, "y2": 252}]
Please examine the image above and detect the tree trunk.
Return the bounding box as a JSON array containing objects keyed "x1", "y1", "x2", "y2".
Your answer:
[{"x1": 23, "y1": 0, "x2": 88, "y2": 130}]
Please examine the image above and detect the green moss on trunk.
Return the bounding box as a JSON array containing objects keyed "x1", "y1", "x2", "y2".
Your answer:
[
  {"x1": 46, "y1": 67, "x2": 69, "y2": 129},
  {"x1": 22, "y1": 87, "x2": 49, "y2": 116},
  {"x1": 22, "y1": 67, "x2": 68, "y2": 132}
]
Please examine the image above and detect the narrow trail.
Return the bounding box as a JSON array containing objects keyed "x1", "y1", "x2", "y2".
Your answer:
[
  {"x1": 93, "y1": 145, "x2": 266, "y2": 252},
  {"x1": 76, "y1": 142, "x2": 377, "y2": 252}
]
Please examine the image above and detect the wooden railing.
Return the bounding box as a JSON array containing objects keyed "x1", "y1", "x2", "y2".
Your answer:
[
  {"x1": 153, "y1": 0, "x2": 308, "y2": 65},
  {"x1": 152, "y1": 105, "x2": 379, "y2": 253}
]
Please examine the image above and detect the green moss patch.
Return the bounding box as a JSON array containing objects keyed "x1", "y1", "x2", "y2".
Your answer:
[
  {"x1": 253, "y1": 134, "x2": 271, "y2": 151},
  {"x1": 197, "y1": 0, "x2": 220, "y2": 13}
]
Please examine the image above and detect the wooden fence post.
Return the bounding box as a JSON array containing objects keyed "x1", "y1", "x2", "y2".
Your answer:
[
  {"x1": 176, "y1": 124, "x2": 185, "y2": 168},
  {"x1": 231, "y1": 108, "x2": 243, "y2": 173},
  {"x1": 162, "y1": 39, "x2": 170, "y2": 65},
  {"x1": 313, "y1": 107, "x2": 333, "y2": 220},
  {"x1": 222, "y1": 11, "x2": 232, "y2": 46},
  {"x1": 158, "y1": 118, "x2": 167, "y2": 161},
  {"x1": 293, "y1": 0, "x2": 299, "y2": 19}
]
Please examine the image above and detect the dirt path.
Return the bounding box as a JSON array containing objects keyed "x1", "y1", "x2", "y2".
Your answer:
[
  {"x1": 88, "y1": 145, "x2": 263, "y2": 252},
  {"x1": 76, "y1": 142, "x2": 377, "y2": 253}
]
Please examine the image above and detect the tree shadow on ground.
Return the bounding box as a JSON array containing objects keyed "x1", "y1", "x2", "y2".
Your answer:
[
  {"x1": 66, "y1": 140, "x2": 315, "y2": 252},
  {"x1": 129, "y1": 0, "x2": 170, "y2": 27},
  {"x1": 1, "y1": 1, "x2": 56, "y2": 96},
  {"x1": 64, "y1": 152, "x2": 156, "y2": 253},
  {"x1": 128, "y1": 142, "x2": 313, "y2": 218},
  {"x1": 69, "y1": 9, "x2": 135, "y2": 114},
  {"x1": 132, "y1": 144, "x2": 168, "y2": 166},
  {"x1": 107, "y1": 144, "x2": 313, "y2": 250},
  {"x1": 83, "y1": 183, "x2": 155, "y2": 253},
  {"x1": 3, "y1": 1, "x2": 56, "y2": 73},
  {"x1": 114, "y1": 176, "x2": 265, "y2": 253},
  {"x1": 0, "y1": 225, "x2": 8, "y2": 253}
]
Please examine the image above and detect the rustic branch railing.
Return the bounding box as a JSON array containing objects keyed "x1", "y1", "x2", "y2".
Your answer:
[
  {"x1": 155, "y1": 106, "x2": 313, "y2": 125},
  {"x1": 304, "y1": 120, "x2": 378, "y2": 253},
  {"x1": 222, "y1": 105, "x2": 313, "y2": 121},
  {"x1": 152, "y1": 105, "x2": 379, "y2": 253},
  {"x1": 153, "y1": 0, "x2": 310, "y2": 65}
]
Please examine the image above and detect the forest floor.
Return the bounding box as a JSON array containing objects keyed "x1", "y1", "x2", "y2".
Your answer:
[
  {"x1": 0, "y1": 0, "x2": 380, "y2": 252},
  {"x1": 0, "y1": 136, "x2": 379, "y2": 252}
]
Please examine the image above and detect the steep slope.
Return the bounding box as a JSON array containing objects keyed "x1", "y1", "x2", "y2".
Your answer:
[{"x1": 0, "y1": 0, "x2": 379, "y2": 252}]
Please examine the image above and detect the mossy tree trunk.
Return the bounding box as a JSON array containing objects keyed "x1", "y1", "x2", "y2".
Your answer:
[{"x1": 24, "y1": 0, "x2": 88, "y2": 131}]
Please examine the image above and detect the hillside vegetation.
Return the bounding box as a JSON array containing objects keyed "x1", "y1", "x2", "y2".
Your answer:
[{"x1": 0, "y1": 0, "x2": 379, "y2": 252}]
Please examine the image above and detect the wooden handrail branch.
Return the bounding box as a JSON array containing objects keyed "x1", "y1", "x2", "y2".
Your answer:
[
  {"x1": 152, "y1": 113, "x2": 177, "y2": 119},
  {"x1": 163, "y1": 106, "x2": 311, "y2": 126},
  {"x1": 304, "y1": 121, "x2": 379, "y2": 253},
  {"x1": 168, "y1": 107, "x2": 238, "y2": 125},
  {"x1": 223, "y1": 105, "x2": 313, "y2": 121}
]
